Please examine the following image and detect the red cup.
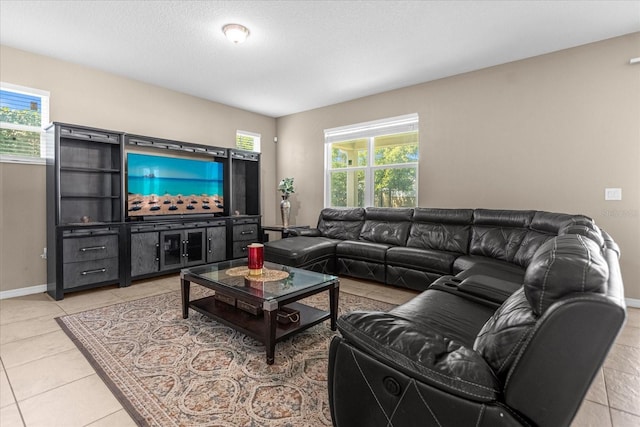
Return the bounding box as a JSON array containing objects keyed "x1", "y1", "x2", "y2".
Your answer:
[{"x1": 247, "y1": 243, "x2": 264, "y2": 275}]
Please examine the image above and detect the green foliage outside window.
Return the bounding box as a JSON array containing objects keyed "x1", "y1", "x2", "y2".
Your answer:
[
  {"x1": 236, "y1": 134, "x2": 254, "y2": 151},
  {"x1": 328, "y1": 131, "x2": 418, "y2": 208},
  {"x1": 0, "y1": 106, "x2": 43, "y2": 157}
]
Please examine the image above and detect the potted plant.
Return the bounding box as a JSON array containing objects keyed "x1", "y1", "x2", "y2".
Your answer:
[{"x1": 278, "y1": 177, "x2": 294, "y2": 227}]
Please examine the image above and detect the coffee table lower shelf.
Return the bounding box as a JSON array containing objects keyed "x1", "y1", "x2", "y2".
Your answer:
[{"x1": 189, "y1": 296, "x2": 331, "y2": 344}]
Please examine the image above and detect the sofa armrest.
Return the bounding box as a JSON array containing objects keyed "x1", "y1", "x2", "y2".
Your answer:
[
  {"x1": 337, "y1": 311, "x2": 500, "y2": 402},
  {"x1": 289, "y1": 228, "x2": 322, "y2": 237},
  {"x1": 458, "y1": 275, "x2": 521, "y2": 304}
]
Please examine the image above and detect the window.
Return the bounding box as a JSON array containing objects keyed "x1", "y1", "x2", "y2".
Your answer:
[
  {"x1": 324, "y1": 114, "x2": 419, "y2": 208},
  {"x1": 236, "y1": 130, "x2": 261, "y2": 152},
  {"x1": 0, "y1": 82, "x2": 50, "y2": 164}
]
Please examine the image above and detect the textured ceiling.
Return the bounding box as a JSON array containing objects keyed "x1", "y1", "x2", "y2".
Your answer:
[{"x1": 1, "y1": 1, "x2": 639, "y2": 117}]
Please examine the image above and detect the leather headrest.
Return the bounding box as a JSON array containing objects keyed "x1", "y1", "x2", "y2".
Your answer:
[{"x1": 524, "y1": 234, "x2": 608, "y2": 316}]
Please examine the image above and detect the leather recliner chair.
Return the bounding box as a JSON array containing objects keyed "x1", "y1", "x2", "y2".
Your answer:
[{"x1": 328, "y1": 232, "x2": 626, "y2": 427}]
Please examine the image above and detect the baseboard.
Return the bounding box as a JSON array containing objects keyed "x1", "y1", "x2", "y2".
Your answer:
[
  {"x1": 0, "y1": 284, "x2": 47, "y2": 300},
  {"x1": 626, "y1": 298, "x2": 640, "y2": 308}
]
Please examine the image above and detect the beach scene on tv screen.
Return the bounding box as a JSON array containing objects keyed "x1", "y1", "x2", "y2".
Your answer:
[{"x1": 127, "y1": 153, "x2": 224, "y2": 216}]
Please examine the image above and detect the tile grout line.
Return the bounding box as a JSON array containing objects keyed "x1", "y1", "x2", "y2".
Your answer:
[
  {"x1": 601, "y1": 366, "x2": 616, "y2": 427},
  {"x1": 1, "y1": 357, "x2": 27, "y2": 427}
]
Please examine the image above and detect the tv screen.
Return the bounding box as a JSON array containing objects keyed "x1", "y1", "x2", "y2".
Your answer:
[{"x1": 127, "y1": 152, "x2": 224, "y2": 217}]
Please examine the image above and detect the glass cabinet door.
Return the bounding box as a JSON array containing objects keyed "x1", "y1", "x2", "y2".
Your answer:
[
  {"x1": 160, "y1": 231, "x2": 183, "y2": 270},
  {"x1": 184, "y1": 229, "x2": 206, "y2": 266}
]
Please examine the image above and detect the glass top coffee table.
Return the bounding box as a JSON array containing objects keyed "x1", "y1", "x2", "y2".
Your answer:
[{"x1": 181, "y1": 259, "x2": 339, "y2": 365}]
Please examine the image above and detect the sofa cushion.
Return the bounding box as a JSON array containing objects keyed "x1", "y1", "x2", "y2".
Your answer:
[
  {"x1": 469, "y1": 209, "x2": 536, "y2": 264},
  {"x1": 559, "y1": 216, "x2": 604, "y2": 247},
  {"x1": 473, "y1": 288, "x2": 537, "y2": 382},
  {"x1": 317, "y1": 207, "x2": 365, "y2": 240},
  {"x1": 390, "y1": 289, "x2": 496, "y2": 346},
  {"x1": 359, "y1": 207, "x2": 413, "y2": 246},
  {"x1": 407, "y1": 208, "x2": 473, "y2": 253},
  {"x1": 386, "y1": 246, "x2": 457, "y2": 274},
  {"x1": 512, "y1": 231, "x2": 554, "y2": 267},
  {"x1": 523, "y1": 234, "x2": 608, "y2": 316},
  {"x1": 264, "y1": 236, "x2": 338, "y2": 266},
  {"x1": 336, "y1": 240, "x2": 390, "y2": 263}
]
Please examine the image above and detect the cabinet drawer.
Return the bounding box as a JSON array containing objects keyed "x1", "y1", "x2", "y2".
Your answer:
[
  {"x1": 233, "y1": 224, "x2": 259, "y2": 241},
  {"x1": 63, "y1": 235, "x2": 118, "y2": 262},
  {"x1": 233, "y1": 241, "x2": 249, "y2": 258},
  {"x1": 63, "y1": 258, "x2": 119, "y2": 289}
]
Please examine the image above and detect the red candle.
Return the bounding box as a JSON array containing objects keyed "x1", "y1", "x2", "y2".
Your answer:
[{"x1": 247, "y1": 243, "x2": 264, "y2": 275}]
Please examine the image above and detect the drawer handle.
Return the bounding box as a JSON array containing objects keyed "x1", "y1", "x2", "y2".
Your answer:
[
  {"x1": 240, "y1": 230, "x2": 254, "y2": 235},
  {"x1": 81, "y1": 268, "x2": 106, "y2": 275},
  {"x1": 80, "y1": 246, "x2": 106, "y2": 252}
]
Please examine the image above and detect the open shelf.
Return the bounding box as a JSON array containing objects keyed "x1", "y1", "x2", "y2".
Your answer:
[
  {"x1": 189, "y1": 296, "x2": 330, "y2": 344},
  {"x1": 60, "y1": 166, "x2": 121, "y2": 173}
]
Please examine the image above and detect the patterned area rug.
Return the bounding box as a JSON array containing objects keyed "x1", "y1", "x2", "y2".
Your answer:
[{"x1": 56, "y1": 288, "x2": 394, "y2": 426}]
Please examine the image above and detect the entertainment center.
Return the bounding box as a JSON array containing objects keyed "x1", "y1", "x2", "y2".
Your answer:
[{"x1": 46, "y1": 122, "x2": 261, "y2": 300}]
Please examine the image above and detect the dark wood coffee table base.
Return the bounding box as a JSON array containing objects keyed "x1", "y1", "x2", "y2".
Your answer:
[{"x1": 181, "y1": 273, "x2": 339, "y2": 365}]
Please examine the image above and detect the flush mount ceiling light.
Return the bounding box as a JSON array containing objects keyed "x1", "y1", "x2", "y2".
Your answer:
[{"x1": 222, "y1": 23, "x2": 250, "y2": 44}]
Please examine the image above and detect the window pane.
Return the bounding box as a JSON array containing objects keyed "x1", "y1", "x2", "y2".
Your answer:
[
  {"x1": 236, "y1": 134, "x2": 254, "y2": 151},
  {"x1": 0, "y1": 91, "x2": 42, "y2": 126},
  {"x1": 373, "y1": 167, "x2": 417, "y2": 207},
  {"x1": 373, "y1": 131, "x2": 418, "y2": 166},
  {"x1": 0, "y1": 128, "x2": 41, "y2": 157},
  {"x1": 329, "y1": 170, "x2": 365, "y2": 207},
  {"x1": 330, "y1": 139, "x2": 368, "y2": 169}
]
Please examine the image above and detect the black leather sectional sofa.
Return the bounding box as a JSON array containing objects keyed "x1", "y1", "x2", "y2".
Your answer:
[
  {"x1": 264, "y1": 207, "x2": 627, "y2": 426},
  {"x1": 265, "y1": 207, "x2": 605, "y2": 294}
]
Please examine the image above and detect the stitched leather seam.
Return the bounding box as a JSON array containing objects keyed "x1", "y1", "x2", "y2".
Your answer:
[
  {"x1": 475, "y1": 404, "x2": 485, "y2": 427},
  {"x1": 538, "y1": 238, "x2": 557, "y2": 314},
  {"x1": 577, "y1": 235, "x2": 590, "y2": 292},
  {"x1": 348, "y1": 346, "x2": 392, "y2": 425},
  {"x1": 496, "y1": 328, "x2": 532, "y2": 373},
  {"x1": 386, "y1": 377, "x2": 412, "y2": 427},
  {"x1": 413, "y1": 379, "x2": 443, "y2": 427}
]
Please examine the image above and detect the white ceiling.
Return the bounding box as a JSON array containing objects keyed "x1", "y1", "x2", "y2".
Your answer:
[{"x1": 1, "y1": 1, "x2": 639, "y2": 118}]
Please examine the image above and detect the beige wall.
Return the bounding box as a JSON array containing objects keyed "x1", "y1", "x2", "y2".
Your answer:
[
  {"x1": 0, "y1": 45, "x2": 277, "y2": 293},
  {"x1": 275, "y1": 33, "x2": 640, "y2": 300}
]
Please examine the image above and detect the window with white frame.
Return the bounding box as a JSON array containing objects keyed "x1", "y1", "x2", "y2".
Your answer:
[
  {"x1": 0, "y1": 82, "x2": 50, "y2": 164},
  {"x1": 324, "y1": 113, "x2": 419, "y2": 208},
  {"x1": 236, "y1": 130, "x2": 261, "y2": 152}
]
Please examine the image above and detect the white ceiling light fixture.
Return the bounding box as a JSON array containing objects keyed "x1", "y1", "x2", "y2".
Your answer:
[{"x1": 222, "y1": 23, "x2": 250, "y2": 44}]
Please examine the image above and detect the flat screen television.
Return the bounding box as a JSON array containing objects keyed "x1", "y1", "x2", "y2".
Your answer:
[{"x1": 126, "y1": 152, "x2": 224, "y2": 217}]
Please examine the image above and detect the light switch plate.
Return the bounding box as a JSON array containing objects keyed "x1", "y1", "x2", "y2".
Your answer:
[{"x1": 605, "y1": 188, "x2": 622, "y2": 201}]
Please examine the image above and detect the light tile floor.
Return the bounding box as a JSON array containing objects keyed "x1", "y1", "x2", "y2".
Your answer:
[{"x1": 0, "y1": 275, "x2": 638, "y2": 426}]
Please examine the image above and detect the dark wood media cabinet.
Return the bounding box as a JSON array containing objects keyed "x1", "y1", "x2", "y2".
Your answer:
[{"x1": 46, "y1": 122, "x2": 262, "y2": 300}]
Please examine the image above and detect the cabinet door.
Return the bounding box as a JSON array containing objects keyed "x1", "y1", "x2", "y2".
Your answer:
[
  {"x1": 184, "y1": 229, "x2": 206, "y2": 267},
  {"x1": 160, "y1": 231, "x2": 184, "y2": 271},
  {"x1": 207, "y1": 226, "x2": 227, "y2": 263},
  {"x1": 130, "y1": 232, "x2": 160, "y2": 277}
]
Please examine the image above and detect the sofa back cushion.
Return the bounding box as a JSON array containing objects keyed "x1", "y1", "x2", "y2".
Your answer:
[
  {"x1": 511, "y1": 211, "x2": 573, "y2": 267},
  {"x1": 473, "y1": 288, "x2": 537, "y2": 382},
  {"x1": 523, "y1": 234, "x2": 608, "y2": 316},
  {"x1": 559, "y1": 216, "x2": 604, "y2": 247},
  {"x1": 359, "y1": 207, "x2": 413, "y2": 246},
  {"x1": 317, "y1": 208, "x2": 365, "y2": 240},
  {"x1": 407, "y1": 208, "x2": 473, "y2": 253},
  {"x1": 469, "y1": 209, "x2": 536, "y2": 264}
]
